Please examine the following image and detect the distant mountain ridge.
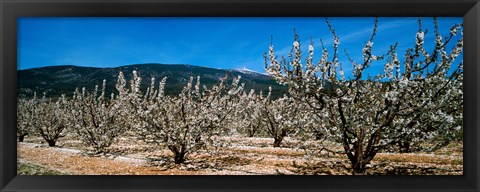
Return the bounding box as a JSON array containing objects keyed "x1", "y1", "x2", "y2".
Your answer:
[{"x1": 17, "y1": 63, "x2": 287, "y2": 99}]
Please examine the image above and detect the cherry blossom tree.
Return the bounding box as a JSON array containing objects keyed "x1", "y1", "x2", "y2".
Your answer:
[
  {"x1": 264, "y1": 17, "x2": 463, "y2": 174},
  {"x1": 16, "y1": 93, "x2": 37, "y2": 142},
  {"x1": 236, "y1": 87, "x2": 314, "y2": 147},
  {"x1": 262, "y1": 88, "x2": 312, "y2": 148},
  {"x1": 130, "y1": 72, "x2": 244, "y2": 164},
  {"x1": 235, "y1": 89, "x2": 267, "y2": 137},
  {"x1": 32, "y1": 93, "x2": 69, "y2": 147},
  {"x1": 70, "y1": 77, "x2": 129, "y2": 153}
]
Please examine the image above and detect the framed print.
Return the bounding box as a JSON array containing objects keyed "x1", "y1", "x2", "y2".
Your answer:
[{"x1": 1, "y1": 0, "x2": 479, "y2": 191}]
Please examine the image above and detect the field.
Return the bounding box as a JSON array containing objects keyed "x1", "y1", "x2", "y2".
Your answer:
[{"x1": 17, "y1": 133, "x2": 463, "y2": 175}]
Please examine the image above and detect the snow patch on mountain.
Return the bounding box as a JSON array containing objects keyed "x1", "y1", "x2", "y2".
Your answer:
[{"x1": 234, "y1": 67, "x2": 263, "y2": 76}]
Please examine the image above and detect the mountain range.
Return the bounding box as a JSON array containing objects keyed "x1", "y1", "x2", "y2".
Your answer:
[{"x1": 17, "y1": 63, "x2": 287, "y2": 99}]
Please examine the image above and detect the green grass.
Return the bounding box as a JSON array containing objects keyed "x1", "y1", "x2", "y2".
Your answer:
[{"x1": 17, "y1": 161, "x2": 69, "y2": 175}]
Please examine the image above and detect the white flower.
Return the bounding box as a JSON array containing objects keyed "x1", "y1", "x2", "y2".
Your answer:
[
  {"x1": 366, "y1": 41, "x2": 373, "y2": 47},
  {"x1": 416, "y1": 31, "x2": 425, "y2": 41},
  {"x1": 293, "y1": 41, "x2": 300, "y2": 48},
  {"x1": 333, "y1": 37, "x2": 340, "y2": 45},
  {"x1": 445, "y1": 115, "x2": 454, "y2": 123},
  {"x1": 398, "y1": 77, "x2": 409, "y2": 88}
]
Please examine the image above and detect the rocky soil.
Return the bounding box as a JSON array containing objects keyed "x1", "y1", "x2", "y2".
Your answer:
[{"x1": 17, "y1": 135, "x2": 463, "y2": 175}]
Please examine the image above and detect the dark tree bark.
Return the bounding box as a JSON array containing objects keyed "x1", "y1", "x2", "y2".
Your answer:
[
  {"x1": 247, "y1": 129, "x2": 255, "y2": 137},
  {"x1": 273, "y1": 137, "x2": 283, "y2": 148},
  {"x1": 272, "y1": 129, "x2": 287, "y2": 148},
  {"x1": 398, "y1": 141, "x2": 411, "y2": 153},
  {"x1": 46, "y1": 139, "x2": 57, "y2": 147},
  {"x1": 18, "y1": 133, "x2": 28, "y2": 142},
  {"x1": 174, "y1": 152, "x2": 186, "y2": 164},
  {"x1": 169, "y1": 144, "x2": 187, "y2": 164},
  {"x1": 347, "y1": 149, "x2": 375, "y2": 175},
  {"x1": 352, "y1": 162, "x2": 367, "y2": 175}
]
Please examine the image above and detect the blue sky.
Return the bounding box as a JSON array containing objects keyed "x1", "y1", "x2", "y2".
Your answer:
[{"x1": 18, "y1": 17, "x2": 462, "y2": 76}]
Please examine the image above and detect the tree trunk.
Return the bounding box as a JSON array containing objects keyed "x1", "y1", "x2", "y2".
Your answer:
[
  {"x1": 174, "y1": 152, "x2": 186, "y2": 164},
  {"x1": 18, "y1": 135, "x2": 26, "y2": 142},
  {"x1": 168, "y1": 145, "x2": 187, "y2": 164},
  {"x1": 346, "y1": 143, "x2": 377, "y2": 175},
  {"x1": 352, "y1": 162, "x2": 367, "y2": 175},
  {"x1": 348, "y1": 150, "x2": 379, "y2": 175},
  {"x1": 247, "y1": 131, "x2": 255, "y2": 137},
  {"x1": 398, "y1": 142, "x2": 411, "y2": 153},
  {"x1": 273, "y1": 129, "x2": 287, "y2": 148},
  {"x1": 273, "y1": 137, "x2": 283, "y2": 148},
  {"x1": 47, "y1": 140, "x2": 56, "y2": 147}
]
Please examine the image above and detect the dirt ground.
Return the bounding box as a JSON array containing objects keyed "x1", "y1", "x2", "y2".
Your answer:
[{"x1": 17, "y1": 134, "x2": 463, "y2": 175}]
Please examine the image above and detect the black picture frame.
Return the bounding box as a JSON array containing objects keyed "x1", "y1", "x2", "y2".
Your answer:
[{"x1": 1, "y1": 0, "x2": 479, "y2": 191}]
